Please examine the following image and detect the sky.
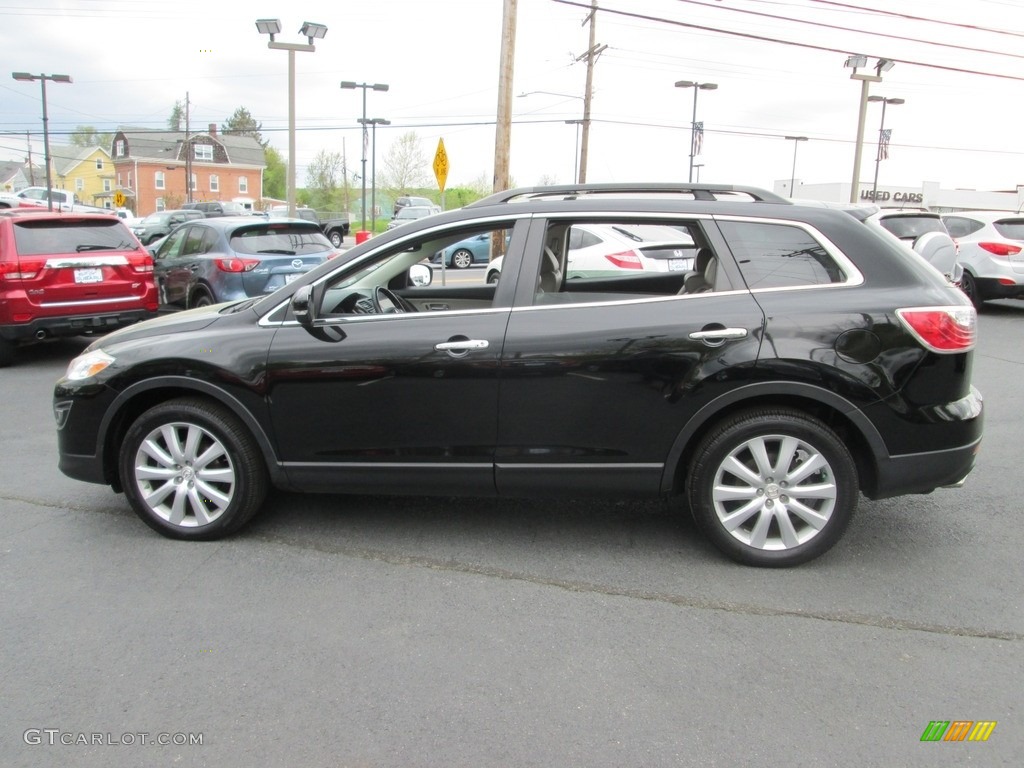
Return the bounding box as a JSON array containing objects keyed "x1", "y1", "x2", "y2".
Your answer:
[{"x1": 1, "y1": 0, "x2": 1023, "y2": 198}]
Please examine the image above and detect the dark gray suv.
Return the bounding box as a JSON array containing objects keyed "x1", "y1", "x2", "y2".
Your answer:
[{"x1": 130, "y1": 209, "x2": 205, "y2": 245}]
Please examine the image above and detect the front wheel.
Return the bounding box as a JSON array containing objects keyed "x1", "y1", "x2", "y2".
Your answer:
[
  {"x1": 119, "y1": 398, "x2": 268, "y2": 540},
  {"x1": 686, "y1": 408, "x2": 857, "y2": 567},
  {"x1": 451, "y1": 249, "x2": 474, "y2": 269}
]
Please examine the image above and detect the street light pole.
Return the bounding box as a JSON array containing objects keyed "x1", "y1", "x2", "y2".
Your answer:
[
  {"x1": 341, "y1": 81, "x2": 389, "y2": 232},
  {"x1": 868, "y1": 96, "x2": 904, "y2": 202},
  {"x1": 256, "y1": 19, "x2": 327, "y2": 218},
  {"x1": 12, "y1": 72, "x2": 73, "y2": 211},
  {"x1": 845, "y1": 56, "x2": 894, "y2": 203},
  {"x1": 785, "y1": 136, "x2": 808, "y2": 198},
  {"x1": 675, "y1": 80, "x2": 718, "y2": 183},
  {"x1": 359, "y1": 118, "x2": 389, "y2": 233}
]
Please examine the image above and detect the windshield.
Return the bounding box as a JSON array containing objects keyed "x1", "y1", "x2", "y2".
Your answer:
[
  {"x1": 397, "y1": 207, "x2": 431, "y2": 220},
  {"x1": 142, "y1": 213, "x2": 169, "y2": 224}
]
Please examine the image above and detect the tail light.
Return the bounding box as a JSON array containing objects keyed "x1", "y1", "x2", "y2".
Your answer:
[
  {"x1": 978, "y1": 242, "x2": 1021, "y2": 257},
  {"x1": 215, "y1": 257, "x2": 261, "y2": 273},
  {"x1": 896, "y1": 306, "x2": 976, "y2": 353},
  {"x1": 127, "y1": 253, "x2": 154, "y2": 273},
  {"x1": 0, "y1": 258, "x2": 45, "y2": 280},
  {"x1": 603, "y1": 250, "x2": 644, "y2": 269},
  {"x1": 327, "y1": 250, "x2": 343, "y2": 260}
]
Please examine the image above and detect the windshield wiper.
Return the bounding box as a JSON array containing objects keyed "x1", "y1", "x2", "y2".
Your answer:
[{"x1": 76, "y1": 244, "x2": 117, "y2": 252}]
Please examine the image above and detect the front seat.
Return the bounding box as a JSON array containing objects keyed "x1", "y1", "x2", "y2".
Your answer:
[
  {"x1": 538, "y1": 247, "x2": 563, "y2": 293},
  {"x1": 680, "y1": 247, "x2": 715, "y2": 294}
]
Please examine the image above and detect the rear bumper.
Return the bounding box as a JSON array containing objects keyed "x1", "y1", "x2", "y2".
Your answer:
[
  {"x1": 975, "y1": 276, "x2": 1024, "y2": 301},
  {"x1": 870, "y1": 436, "x2": 982, "y2": 499},
  {"x1": 1, "y1": 309, "x2": 157, "y2": 342}
]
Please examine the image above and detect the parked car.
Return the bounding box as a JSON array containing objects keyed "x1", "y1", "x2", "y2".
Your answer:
[
  {"x1": 267, "y1": 206, "x2": 351, "y2": 248},
  {"x1": 182, "y1": 200, "x2": 250, "y2": 217},
  {"x1": 394, "y1": 195, "x2": 439, "y2": 216},
  {"x1": 130, "y1": 209, "x2": 205, "y2": 245},
  {"x1": 54, "y1": 183, "x2": 982, "y2": 567},
  {"x1": 482, "y1": 222, "x2": 694, "y2": 281},
  {"x1": 433, "y1": 231, "x2": 511, "y2": 268},
  {"x1": 0, "y1": 209, "x2": 157, "y2": 366},
  {"x1": 386, "y1": 205, "x2": 438, "y2": 231},
  {"x1": 941, "y1": 211, "x2": 1024, "y2": 308},
  {"x1": 148, "y1": 217, "x2": 338, "y2": 309}
]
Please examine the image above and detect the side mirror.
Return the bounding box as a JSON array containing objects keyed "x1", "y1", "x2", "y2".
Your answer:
[
  {"x1": 410, "y1": 263, "x2": 432, "y2": 287},
  {"x1": 291, "y1": 284, "x2": 316, "y2": 328}
]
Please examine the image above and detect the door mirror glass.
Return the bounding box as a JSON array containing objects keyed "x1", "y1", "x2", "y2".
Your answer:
[{"x1": 409, "y1": 263, "x2": 432, "y2": 287}]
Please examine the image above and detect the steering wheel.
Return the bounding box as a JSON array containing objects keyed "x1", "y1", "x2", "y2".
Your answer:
[{"x1": 372, "y1": 286, "x2": 416, "y2": 314}]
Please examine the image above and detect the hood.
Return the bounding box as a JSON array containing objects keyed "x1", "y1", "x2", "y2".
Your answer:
[{"x1": 85, "y1": 304, "x2": 226, "y2": 352}]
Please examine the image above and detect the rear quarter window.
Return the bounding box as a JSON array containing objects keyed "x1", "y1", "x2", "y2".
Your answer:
[
  {"x1": 718, "y1": 220, "x2": 846, "y2": 289},
  {"x1": 13, "y1": 219, "x2": 138, "y2": 256}
]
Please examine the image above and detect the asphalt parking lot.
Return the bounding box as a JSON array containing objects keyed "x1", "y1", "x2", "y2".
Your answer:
[{"x1": 1, "y1": 303, "x2": 1021, "y2": 767}]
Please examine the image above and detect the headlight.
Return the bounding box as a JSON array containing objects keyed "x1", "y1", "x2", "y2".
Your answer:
[{"x1": 65, "y1": 349, "x2": 116, "y2": 380}]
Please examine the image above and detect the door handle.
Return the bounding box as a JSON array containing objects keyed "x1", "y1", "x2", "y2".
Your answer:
[
  {"x1": 434, "y1": 339, "x2": 489, "y2": 352},
  {"x1": 688, "y1": 327, "x2": 748, "y2": 347}
]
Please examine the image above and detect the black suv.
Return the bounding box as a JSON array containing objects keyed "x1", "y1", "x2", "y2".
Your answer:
[{"x1": 54, "y1": 184, "x2": 982, "y2": 566}]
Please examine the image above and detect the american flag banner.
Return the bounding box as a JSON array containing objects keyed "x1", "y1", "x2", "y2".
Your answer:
[
  {"x1": 362, "y1": 124, "x2": 369, "y2": 162},
  {"x1": 692, "y1": 121, "x2": 704, "y2": 156},
  {"x1": 878, "y1": 128, "x2": 892, "y2": 161}
]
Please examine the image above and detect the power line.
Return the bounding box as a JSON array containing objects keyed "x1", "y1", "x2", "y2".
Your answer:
[
  {"x1": 551, "y1": 0, "x2": 1024, "y2": 82},
  {"x1": 806, "y1": 0, "x2": 1024, "y2": 38}
]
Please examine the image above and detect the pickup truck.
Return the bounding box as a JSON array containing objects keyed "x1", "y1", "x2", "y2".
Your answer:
[
  {"x1": 7, "y1": 186, "x2": 112, "y2": 214},
  {"x1": 267, "y1": 206, "x2": 351, "y2": 247}
]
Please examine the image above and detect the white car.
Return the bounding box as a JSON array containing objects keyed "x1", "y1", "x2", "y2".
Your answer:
[{"x1": 941, "y1": 210, "x2": 1024, "y2": 308}]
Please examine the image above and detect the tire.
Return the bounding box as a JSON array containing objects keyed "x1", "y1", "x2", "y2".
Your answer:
[
  {"x1": 959, "y1": 270, "x2": 984, "y2": 310},
  {"x1": 328, "y1": 230, "x2": 343, "y2": 248},
  {"x1": 119, "y1": 398, "x2": 268, "y2": 540},
  {"x1": 451, "y1": 249, "x2": 474, "y2": 269},
  {"x1": 0, "y1": 337, "x2": 15, "y2": 368},
  {"x1": 486, "y1": 271, "x2": 500, "y2": 284},
  {"x1": 686, "y1": 408, "x2": 857, "y2": 567},
  {"x1": 189, "y1": 288, "x2": 214, "y2": 309}
]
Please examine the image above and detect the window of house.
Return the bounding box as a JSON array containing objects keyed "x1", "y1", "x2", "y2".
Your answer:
[
  {"x1": 210, "y1": 174, "x2": 219, "y2": 193},
  {"x1": 194, "y1": 144, "x2": 213, "y2": 161},
  {"x1": 75, "y1": 178, "x2": 84, "y2": 192},
  {"x1": 155, "y1": 171, "x2": 165, "y2": 190},
  {"x1": 155, "y1": 197, "x2": 165, "y2": 211},
  {"x1": 114, "y1": 140, "x2": 126, "y2": 157},
  {"x1": 103, "y1": 179, "x2": 111, "y2": 192},
  {"x1": 117, "y1": 173, "x2": 122, "y2": 187},
  {"x1": 95, "y1": 158, "x2": 103, "y2": 170},
  {"x1": 238, "y1": 176, "x2": 249, "y2": 194}
]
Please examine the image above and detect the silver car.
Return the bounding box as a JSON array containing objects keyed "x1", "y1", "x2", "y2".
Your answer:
[{"x1": 941, "y1": 211, "x2": 1024, "y2": 308}]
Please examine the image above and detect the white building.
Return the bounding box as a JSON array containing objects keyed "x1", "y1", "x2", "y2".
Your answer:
[{"x1": 774, "y1": 180, "x2": 1024, "y2": 213}]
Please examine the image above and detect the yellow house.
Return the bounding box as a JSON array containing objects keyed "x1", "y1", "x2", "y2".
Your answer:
[{"x1": 50, "y1": 144, "x2": 117, "y2": 208}]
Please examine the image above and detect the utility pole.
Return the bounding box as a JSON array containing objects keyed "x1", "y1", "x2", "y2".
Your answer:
[
  {"x1": 493, "y1": 0, "x2": 517, "y2": 193},
  {"x1": 577, "y1": 0, "x2": 604, "y2": 184},
  {"x1": 185, "y1": 92, "x2": 192, "y2": 203},
  {"x1": 26, "y1": 131, "x2": 35, "y2": 185}
]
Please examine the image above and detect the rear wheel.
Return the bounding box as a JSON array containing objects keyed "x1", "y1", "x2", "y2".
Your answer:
[
  {"x1": 189, "y1": 288, "x2": 214, "y2": 309},
  {"x1": 118, "y1": 398, "x2": 268, "y2": 540},
  {"x1": 328, "y1": 230, "x2": 343, "y2": 248},
  {"x1": 686, "y1": 408, "x2": 857, "y2": 567},
  {"x1": 451, "y1": 249, "x2": 474, "y2": 269},
  {"x1": 959, "y1": 271, "x2": 984, "y2": 310}
]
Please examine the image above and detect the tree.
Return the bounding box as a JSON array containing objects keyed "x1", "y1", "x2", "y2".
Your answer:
[
  {"x1": 221, "y1": 107, "x2": 265, "y2": 147},
  {"x1": 70, "y1": 126, "x2": 113, "y2": 149},
  {"x1": 168, "y1": 101, "x2": 184, "y2": 132},
  {"x1": 263, "y1": 146, "x2": 287, "y2": 201},
  {"x1": 380, "y1": 132, "x2": 429, "y2": 194},
  {"x1": 305, "y1": 149, "x2": 345, "y2": 210}
]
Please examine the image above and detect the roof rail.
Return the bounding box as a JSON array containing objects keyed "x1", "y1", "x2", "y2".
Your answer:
[{"x1": 466, "y1": 183, "x2": 791, "y2": 208}]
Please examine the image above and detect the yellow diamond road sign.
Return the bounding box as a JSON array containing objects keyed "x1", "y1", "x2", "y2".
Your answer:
[
  {"x1": 433, "y1": 138, "x2": 448, "y2": 193},
  {"x1": 113, "y1": 191, "x2": 126, "y2": 208}
]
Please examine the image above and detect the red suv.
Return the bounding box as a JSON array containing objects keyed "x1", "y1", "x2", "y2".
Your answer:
[{"x1": 0, "y1": 210, "x2": 158, "y2": 366}]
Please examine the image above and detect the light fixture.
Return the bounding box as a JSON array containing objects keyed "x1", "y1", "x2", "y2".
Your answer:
[
  {"x1": 844, "y1": 55, "x2": 868, "y2": 70},
  {"x1": 299, "y1": 21, "x2": 328, "y2": 44},
  {"x1": 876, "y1": 58, "x2": 896, "y2": 73},
  {"x1": 255, "y1": 19, "x2": 281, "y2": 39}
]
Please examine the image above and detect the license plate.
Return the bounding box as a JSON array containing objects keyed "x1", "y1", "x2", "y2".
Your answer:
[
  {"x1": 284, "y1": 273, "x2": 300, "y2": 284},
  {"x1": 668, "y1": 259, "x2": 691, "y2": 271},
  {"x1": 74, "y1": 268, "x2": 103, "y2": 284}
]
